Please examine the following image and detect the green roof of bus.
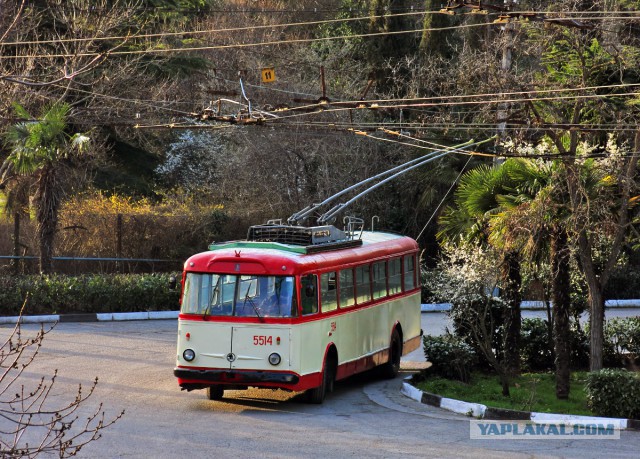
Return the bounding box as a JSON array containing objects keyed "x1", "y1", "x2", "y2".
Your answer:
[
  {"x1": 208, "y1": 240, "x2": 308, "y2": 254},
  {"x1": 207, "y1": 232, "x2": 408, "y2": 255}
]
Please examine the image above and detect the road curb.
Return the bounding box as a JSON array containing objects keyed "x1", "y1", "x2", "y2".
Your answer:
[
  {"x1": 400, "y1": 375, "x2": 638, "y2": 430},
  {"x1": 0, "y1": 310, "x2": 179, "y2": 324}
]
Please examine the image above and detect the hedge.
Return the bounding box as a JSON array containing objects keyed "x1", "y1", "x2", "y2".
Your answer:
[
  {"x1": 423, "y1": 334, "x2": 477, "y2": 383},
  {"x1": 0, "y1": 274, "x2": 181, "y2": 315},
  {"x1": 585, "y1": 369, "x2": 640, "y2": 419}
]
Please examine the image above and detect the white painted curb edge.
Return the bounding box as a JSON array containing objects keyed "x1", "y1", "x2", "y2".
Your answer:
[
  {"x1": 440, "y1": 396, "x2": 486, "y2": 418},
  {"x1": 0, "y1": 311, "x2": 179, "y2": 324},
  {"x1": 401, "y1": 379, "x2": 631, "y2": 429},
  {"x1": 530, "y1": 412, "x2": 628, "y2": 430},
  {"x1": 0, "y1": 314, "x2": 59, "y2": 324},
  {"x1": 400, "y1": 378, "x2": 423, "y2": 402}
]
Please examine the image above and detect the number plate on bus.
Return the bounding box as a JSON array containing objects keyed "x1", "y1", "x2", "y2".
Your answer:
[{"x1": 253, "y1": 335, "x2": 273, "y2": 346}]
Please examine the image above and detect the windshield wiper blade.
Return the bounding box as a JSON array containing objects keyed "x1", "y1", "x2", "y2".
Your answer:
[
  {"x1": 203, "y1": 276, "x2": 221, "y2": 320},
  {"x1": 243, "y1": 291, "x2": 264, "y2": 322}
]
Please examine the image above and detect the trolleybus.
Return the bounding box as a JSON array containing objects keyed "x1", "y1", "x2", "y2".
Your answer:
[{"x1": 174, "y1": 222, "x2": 422, "y2": 403}]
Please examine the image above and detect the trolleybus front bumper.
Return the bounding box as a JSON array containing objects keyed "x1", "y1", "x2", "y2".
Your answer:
[{"x1": 174, "y1": 367, "x2": 299, "y2": 389}]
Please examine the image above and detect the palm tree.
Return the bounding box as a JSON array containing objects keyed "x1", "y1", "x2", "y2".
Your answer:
[
  {"x1": 438, "y1": 161, "x2": 524, "y2": 395},
  {"x1": 438, "y1": 157, "x2": 580, "y2": 399},
  {"x1": 2, "y1": 102, "x2": 90, "y2": 273},
  {"x1": 500, "y1": 158, "x2": 573, "y2": 399}
]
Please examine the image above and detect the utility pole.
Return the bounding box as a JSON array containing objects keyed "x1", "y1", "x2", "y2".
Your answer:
[
  {"x1": 440, "y1": 1, "x2": 516, "y2": 162},
  {"x1": 496, "y1": 0, "x2": 515, "y2": 164}
]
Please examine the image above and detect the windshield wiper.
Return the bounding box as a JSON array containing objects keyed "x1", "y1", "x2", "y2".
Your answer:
[
  {"x1": 243, "y1": 291, "x2": 264, "y2": 322},
  {"x1": 203, "y1": 276, "x2": 221, "y2": 320}
]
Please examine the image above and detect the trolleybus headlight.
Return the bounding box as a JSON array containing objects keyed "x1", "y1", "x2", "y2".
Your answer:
[
  {"x1": 268, "y1": 353, "x2": 281, "y2": 366},
  {"x1": 183, "y1": 349, "x2": 196, "y2": 362}
]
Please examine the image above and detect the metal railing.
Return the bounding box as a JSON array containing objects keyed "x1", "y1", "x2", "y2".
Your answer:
[{"x1": 0, "y1": 255, "x2": 182, "y2": 275}]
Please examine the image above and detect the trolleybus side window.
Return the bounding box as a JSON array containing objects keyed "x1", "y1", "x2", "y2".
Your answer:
[
  {"x1": 404, "y1": 255, "x2": 416, "y2": 291},
  {"x1": 388, "y1": 258, "x2": 402, "y2": 295},
  {"x1": 181, "y1": 273, "x2": 199, "y2": 314},
  {"x1": 320, "y1": 272, "x2": 338, "y2": 312},
  {"x1": 355, "y1": 265, "x2": 371, "y2": 304},
  {"x1": 301, "y1": 274, "x2": 319, "y2": 315},
  {"x1": 372, "y1": 261, "x2": 387, "y2": 300},
  {"x1": 339, "y1": 268, "x2": 355, "y2": 308}
]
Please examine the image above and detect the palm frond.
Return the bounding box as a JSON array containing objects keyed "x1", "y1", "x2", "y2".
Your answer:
[{"x1": 11, "y1": 102, "x2": 32, "y2": 121}]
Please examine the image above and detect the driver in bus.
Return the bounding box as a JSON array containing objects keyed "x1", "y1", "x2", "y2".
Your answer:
[{"x1": 258, "y1": 277, "x2": 280, "y2": 317}]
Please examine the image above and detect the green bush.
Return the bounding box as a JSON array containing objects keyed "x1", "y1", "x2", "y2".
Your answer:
[
  {"x1": 603, "y1": 266, "x2": 640, "y2": 300},
  {"x1": 604, "y1": 317, "x2": 640, "y2": 367},
  {"x1": 585, "y1": 369, "x2": 640, "y2": 419},
  {"x1": 518, "y1": 318, "x2": 590, "y2": 371},
  {"x1": 520, "y1": 318, "x2": 554, "y2": 371},
  {"x1": 449, "y1": 297, "x2": 505, "y2": 370},
  {"x1": 423, "y1": 334, "x2": 477, "y2": 383},
  {"x1": 0, "y1": 273, "x2": 181, "y2": 315},
  {"x1": 569, "y1": 323, "x2": 590, "y2": 370}
]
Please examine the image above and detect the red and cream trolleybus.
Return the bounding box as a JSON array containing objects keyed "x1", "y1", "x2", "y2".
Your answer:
[{"x1": 174, "y1": 223, "x2": 422, "y2": 403}]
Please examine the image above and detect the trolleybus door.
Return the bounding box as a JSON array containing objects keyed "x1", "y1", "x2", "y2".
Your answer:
[{"x1": 230, "y1": 326, "x2": 290, "y2": 370}]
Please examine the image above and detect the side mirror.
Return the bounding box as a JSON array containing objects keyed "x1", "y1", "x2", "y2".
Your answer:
[{"x1": 168, "y1": 275, "x2": 177, "y2": 290}]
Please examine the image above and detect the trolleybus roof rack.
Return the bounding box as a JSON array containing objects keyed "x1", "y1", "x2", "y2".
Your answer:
[{"x1": 245, "y1": 219, "x2": 363, "y2": 253}]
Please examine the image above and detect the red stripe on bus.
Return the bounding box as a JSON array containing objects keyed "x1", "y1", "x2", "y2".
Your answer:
[
  {"x1": 176, "y1": 345, "x2": 395, "y2": 393},
  {"x1": 178, "y1": 289, "x2": 421, "y2": 324}
]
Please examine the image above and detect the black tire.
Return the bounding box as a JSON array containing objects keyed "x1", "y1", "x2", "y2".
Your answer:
[
  {"x1": 380, "y1": 329, "x2": 402, "y2": 379},
  {"x1": 207, "y1": 385, "x2": 224, "y2": 400},
  {"x1": 307, "y1": 356, "x2": 335, "y2": 404}
]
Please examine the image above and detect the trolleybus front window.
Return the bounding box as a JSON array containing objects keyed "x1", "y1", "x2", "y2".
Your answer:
[{"x1": 181, "y1": 273, "x2": 296, "y2": 318}]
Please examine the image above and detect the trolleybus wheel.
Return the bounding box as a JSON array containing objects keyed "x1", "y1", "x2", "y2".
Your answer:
[
  {"x1": 307, "y1": 355, "x2": 335, "y2": 404},
  {"x1": 207, "y1": 385, "x2": 225, "y2": 401},
  {"x1": 381, "y1": 329, "x2": 402, "y2": 379}
]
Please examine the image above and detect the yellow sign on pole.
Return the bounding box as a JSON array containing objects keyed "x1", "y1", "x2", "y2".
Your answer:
[{"x1": 261, "y1": 67, "x2": 276, "y2": 83}]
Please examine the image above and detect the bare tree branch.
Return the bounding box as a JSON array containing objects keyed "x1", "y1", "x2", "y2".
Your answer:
[{"x1": 0, "y1": 301, "x2": 124, "y2": 457}]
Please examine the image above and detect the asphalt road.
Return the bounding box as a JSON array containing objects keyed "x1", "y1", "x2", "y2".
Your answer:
[{"x1": 0, "y1": 317, "x2": 638, "y2": 458}]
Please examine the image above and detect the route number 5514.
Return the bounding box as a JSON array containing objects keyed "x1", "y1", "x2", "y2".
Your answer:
[{"x1": 253, "y1": 335, "x2": 273, "y2": 346}]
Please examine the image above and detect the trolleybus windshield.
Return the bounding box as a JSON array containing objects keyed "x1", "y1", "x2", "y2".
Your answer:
[{"x1": 181, "y1": 273, "x2": 297, "y2": 318}]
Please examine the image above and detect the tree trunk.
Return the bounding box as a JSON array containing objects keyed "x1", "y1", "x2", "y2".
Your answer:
[
  {"x1": 551, "y1": 227, "x2": 571, "y2": 399},
  {"x1": 588, "y1": 286, "x2": 605, "y2": 372},
  {"x1": 502, "y1": 250, "x2": 521, "y2": 377},
  {"x1": 574, "y1": 231, "x2": 605, "y2": 371},
  {"x1": 499, "y1": 371, "x2": 510, "y2": 397},
  {"x1": 35, "y1": 166, "x2": 59, "y2": 274},
  {"x1": 562, "y1": 128, "x2": 639, "y2": 372}
]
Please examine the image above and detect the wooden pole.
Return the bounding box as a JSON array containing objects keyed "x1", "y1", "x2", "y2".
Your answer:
[
  {"x1": 116, "y1": 213, "x2": 123, "y2": 272},
  {"x1": 12, "y1": 212, "x2": 20, "y2": 275}
]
